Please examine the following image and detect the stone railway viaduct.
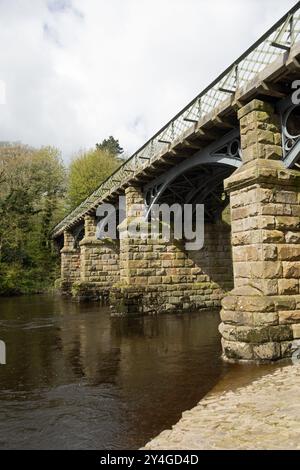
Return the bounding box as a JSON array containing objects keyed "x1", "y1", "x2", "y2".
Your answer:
[{"x1": 53, "y1": 4, "x2": 300, "y2": 362}]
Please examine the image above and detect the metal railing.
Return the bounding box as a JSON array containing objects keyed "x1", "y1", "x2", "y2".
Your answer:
[{"x1": 52, "y1": 2, "x2": 300, "y2": 237}]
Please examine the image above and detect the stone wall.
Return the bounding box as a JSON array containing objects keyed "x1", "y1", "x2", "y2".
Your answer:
[
  {"x1": 79, "y1": 240, "x2": 120, "y2": 282},
  {"x1": 189, "y1": 223, "x2": 233, "y2": 292}
]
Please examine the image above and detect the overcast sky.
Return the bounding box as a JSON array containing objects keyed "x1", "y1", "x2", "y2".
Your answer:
[{"x1": 0, "y1": 0, "x2": 297, "y2": 161}]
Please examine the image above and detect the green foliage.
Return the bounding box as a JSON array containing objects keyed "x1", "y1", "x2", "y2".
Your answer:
[
  {"x1": 0, "y1": 144, "x2": 66, "y2": 295},
  {"x1": 0, "y1": 135, "x2": 124, "y2": 296},
  {"x1": 96, "y1": 136, "x2": 123, "y2": 156},
  {"x1": 66, "y1": 147, "x2": 120, "y2": 210}
]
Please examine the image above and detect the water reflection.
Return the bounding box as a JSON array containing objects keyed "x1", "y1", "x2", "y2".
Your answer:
[{"x1": 0, "y1": 295, "x2": 226, "y2": 449}]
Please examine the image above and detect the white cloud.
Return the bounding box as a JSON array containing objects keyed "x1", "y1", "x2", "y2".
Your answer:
[{"x1": 0, "y1": 0, "x2": 297, "y2": 161}]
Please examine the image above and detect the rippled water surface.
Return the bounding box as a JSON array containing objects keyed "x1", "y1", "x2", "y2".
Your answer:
[{"x1": 0, "y1": 295, "x2": 238, "y2": 449}]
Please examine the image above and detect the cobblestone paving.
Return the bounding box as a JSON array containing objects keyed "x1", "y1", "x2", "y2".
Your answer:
[{"x1": 143, "y1": 364, "x2": 300, "y2": 450}]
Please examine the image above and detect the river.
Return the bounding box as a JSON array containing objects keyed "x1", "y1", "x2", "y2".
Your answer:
[{"x1": 0, "y1": 295, "x2": 276, "y2": 449}]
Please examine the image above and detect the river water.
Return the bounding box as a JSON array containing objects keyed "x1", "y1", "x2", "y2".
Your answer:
[{"x1": 0, "y1": 295, "x2": 277, "y2": 450}]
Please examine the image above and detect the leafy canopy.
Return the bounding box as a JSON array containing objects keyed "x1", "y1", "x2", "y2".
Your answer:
[
  {"x1": 66, "y1": 147, "x2": 121, "y2": 210},
  {"x1": 96, "y1": 136, "x2": 124, "y2": 156}
]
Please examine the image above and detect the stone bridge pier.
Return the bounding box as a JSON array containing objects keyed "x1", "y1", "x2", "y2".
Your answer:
[
  {"x1": 220, "y1": 100, "x2": 300, "y2": 362},
  {"x1": 60, "y1": 230, "x2": 80, "y2": 294},
  {"x1": 77, "y1": 214, "x2": 120, "y2": 301},
  {"x1": 112, "y1": 184, "x2": 233, "y2": 315},
  {"x1": 60, "y1": 214, "x2": 120, "y2": 301}
]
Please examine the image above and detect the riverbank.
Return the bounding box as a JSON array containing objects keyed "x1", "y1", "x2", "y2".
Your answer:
[{"x1": 143, "y1": 363, "x2": 300, "y2": 450}]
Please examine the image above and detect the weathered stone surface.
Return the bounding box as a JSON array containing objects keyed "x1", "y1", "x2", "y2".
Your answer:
[
  {"x1": 268, "y1": 325, "x2": 293, "y2": 342},
  {"x1": 221, "y1": 338, "x2": 253, "y2": 361},
  {"x1": 279, "y1": 310, "x2": 300, "y2": 324},
  {"x1": 292, "y1": 324, "x2": 300, "y2": 339},
  {"x1": 220, "y1": 310, "x2": 278, "y2": 328},
  {"x1": 252, "y1": 311, "x2": 278, "y2": 326},
  {"x1": 281, "y1": 341, "x2": 294, "y2": 358},
  {"x1": 248, "y1": 279, "x2": 278, "y2": 296},
  {"x1": 261, "y1": 230, "x2": 284, "y2": 243},
  {"x1": 220, "y1": 309, "x2": 253, "y2": 326},
  {"x1": 236, "y1": 296, "x2": 274, "y2": 312},
  {"x1": 221, "y1": 296, "x2": 237, "y2": 310},
  {"x1": 285, "y1": 231, "x2": 300, "y2": 243},
  {"x1": 282, "y1": 262, "x2": 300, "y2": 278},
  {"x1": 229, "y1": 285, "x2": 263, "y2": 297},
  {"x1": 252, "y1": 342, "x2": 281, "y2": 360},
  {"x1": 219, "y1": 323, "x2": 270, "y2": 343},
  {"x1": 262, "y1": 245, "x2": 277, "y2": 261},
  {"x1": 278, "y1": 279, "x2": 299, "y2": 295},
  {"x1": 276, "y1": 216, "x2": 300, "y2": 231},
  {"x1": 234, "y1": 261, "x2": 283, "y2": 279},
  {"x1": 274, "y1": 295, "x2": 296, "y2": 311}
]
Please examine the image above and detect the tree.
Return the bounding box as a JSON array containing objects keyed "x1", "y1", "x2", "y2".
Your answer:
[
  {"x1": 66, "y1": 148, "x2": 120, "y2": 210},
  {"x1": 0, "y1": 144, "x2": 66, "y2": 295},
  {"x1": 96, "y1": 136, "x2": 123, "y2": 156}
]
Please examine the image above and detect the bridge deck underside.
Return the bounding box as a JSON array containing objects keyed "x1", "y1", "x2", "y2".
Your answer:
[{"x1": 149, "y1": 164, "x2": 234, "y2": 223}]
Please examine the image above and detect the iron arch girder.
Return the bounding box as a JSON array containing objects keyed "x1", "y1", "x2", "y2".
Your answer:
[
  {"x1": 185, "y1": 168, "x2": 232, "y2": 204},
  {"x1": 277, "y1": 94, "x2": 300, "y2": 169},
  {"x1": 144, "y1": 129, "x2": 241, "y2": 216},
  {"x1": 188, "y1": 175, "x2": 230, "y2": 221},
  {"x1": 284, "y1": 139, "x2": 300, "y2": 168}
]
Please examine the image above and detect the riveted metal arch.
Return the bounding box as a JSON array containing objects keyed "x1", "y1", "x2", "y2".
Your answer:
[
  {"x1": 144, "y1": 129, "x2": 241, "y2": 216},
  {"x1": 278, "y1": 94, "x2": 300, "y2": 169},
  {"x1": 184, "y1": 167, "x2": 233, "y2": 204}
]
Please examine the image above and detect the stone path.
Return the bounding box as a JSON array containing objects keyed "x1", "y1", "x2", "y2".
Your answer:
[{"x1": 143, "y1": 364, "x2": 300, "y2": 450}]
